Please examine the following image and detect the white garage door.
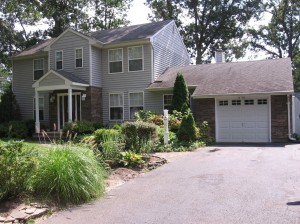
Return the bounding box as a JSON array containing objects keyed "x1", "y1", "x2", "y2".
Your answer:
[{"x1": 217, "y1": 97, "x2": 270, "y2": 143}]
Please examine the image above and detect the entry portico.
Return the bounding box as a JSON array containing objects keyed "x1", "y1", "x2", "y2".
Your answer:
[{"x1": 32, "y1": 70, "x2": 88, "y2": 133}]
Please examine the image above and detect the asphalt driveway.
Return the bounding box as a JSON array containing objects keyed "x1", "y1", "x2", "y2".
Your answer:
[{"x1": 40, "y1": 144, "x2": 300, "y2": 224}]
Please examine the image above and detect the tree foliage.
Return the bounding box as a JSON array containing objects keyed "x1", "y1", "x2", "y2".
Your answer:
[
  {"x1": 171, "y1": 73, "x2": 189, "y2": 113},
  {"x1": 146, "y1": 0, "x2": 263, "y2": 63},
  {"x1": 0, "y1": 82, "x2": 20, "y2": 123},
  {"x1": 177, "y1": 113, "x2": 197, "y2": 142}
]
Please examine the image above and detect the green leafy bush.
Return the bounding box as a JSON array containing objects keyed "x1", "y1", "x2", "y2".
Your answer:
[
  {"x1": 28, "y1": 146, "x2": 105, "y2": 204},
  {"x1": 119, "y1": 151, "x2": 144, "y2": 167},
  {"x1": 94, "y1": 129, "x2": 125, "y2": 162},
  {"x1": 0, "y1": 123, "x2": 8, "y2": 138},
  {"x1": 63, "y1": 120, "x2": 97, "y2": 135},
  {"x1": 157, "y1": 127, "x2": 177, "y2": 144},
  {"x1": 0, "y1": 140, "x2": 37, "y2": 202},
  {"x1": 122, "y1": 121, "x2": 158, "y2": 153},
  {"x1": 177, "y1": 113, "x2": 197, "y2": 142},
  {"x1": 8, "y1": 120, "x2": 28, "y2": 139}
]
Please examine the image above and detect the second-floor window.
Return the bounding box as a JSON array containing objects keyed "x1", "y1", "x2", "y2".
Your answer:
[
  {"x1": 109, "y1": 48, "x2": 123, "y2": 73},
  {"x1": 56, "y1": 51, "x2": 63, "y2": 70},
  {"x1": 128, "y1": 46, "x2": 143, "y2": 71},
  {"x1": 33, "y1": 59, "x2": 44, "y2": 80},
  {"x1": 75, "y1": 48, "x2": 83, "y2": 68}
]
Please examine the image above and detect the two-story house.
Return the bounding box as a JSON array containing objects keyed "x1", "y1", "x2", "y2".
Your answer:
[
  {"x1": 12, "y1": 20, "x2": 190, "y2": 132},
  {"x1": 12, "y1": 20, "x2": 295, "y2": 143}
]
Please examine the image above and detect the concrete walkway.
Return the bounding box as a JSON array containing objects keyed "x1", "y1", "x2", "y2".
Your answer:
[{"x1": 40, "y1": 144, "x2": 300, "y2": 224}]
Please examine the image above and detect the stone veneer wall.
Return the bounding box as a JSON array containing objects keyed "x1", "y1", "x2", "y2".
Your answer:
[
  {"x1": 271, "y1": 95, "x2": 289, "y2": 142},
  {"x1": 193, "y1": 98, "x2": 216, "y2": 139}
]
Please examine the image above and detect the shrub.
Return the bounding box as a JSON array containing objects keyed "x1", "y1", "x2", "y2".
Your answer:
[
  {"x1": 122, "y1": 121, "x2": 158, "y2": 153},
  {"x1": 8, "y1": 120, "x2": 28, "y2": 139},
  {"x1": 94, "y1": 128, "x2": 124, "y2": 162},
  {"x1": 63, "y1": 120, "x2": 96, "y2": 135},
  {"x1": 177, "y1": 113, "x2": 197, "y2": 142},
  {"x1": 0, "y1": 140, "x2": 37, "y2": 202},
  {"x1": 157, "y1": 127, "x2": 177, "y2": 144},
  {"x1": 28, "y1": 146, "x2": 105, "y2": 204},
  {"x1": 0, "y1": 123, "x2": 8, "y2": 138},
  {"x1": 119, "y1": 151, "x2": 144, "y2": 167},
  {"x1": 94, "y1": 128, "x2": 120, "y2": 144}
]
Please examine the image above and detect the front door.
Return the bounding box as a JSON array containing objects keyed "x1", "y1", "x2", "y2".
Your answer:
[{"x1": 58, "y1": 93, "x2": 81, "y2": 129}]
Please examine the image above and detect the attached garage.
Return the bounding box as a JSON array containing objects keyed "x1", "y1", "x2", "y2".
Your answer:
[
  {"x1": 149, "y1": 58, "x2": 294, "y2": 143},
  {"x1": 216, "y1": 97, "x2": 270, "y2": 143}
]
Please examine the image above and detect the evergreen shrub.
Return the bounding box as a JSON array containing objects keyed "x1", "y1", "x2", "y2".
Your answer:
[{"x1": 177, "y1": 113, "x2": 197, "y2": 142}]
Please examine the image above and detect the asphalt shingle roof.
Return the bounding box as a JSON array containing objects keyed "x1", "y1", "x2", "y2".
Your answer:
[
  {"x1": 14, "y1": 39, "x2": 53, "y2": 57},
  {"x1": 89, "y1": 20, "x2": 172, "y2": 44},
  {"x1": 148, "y1": 58, "x2": 294, "y2": 96},
  {"x1": 55, "y1": 70, "x2": 88, "y2": 85}
]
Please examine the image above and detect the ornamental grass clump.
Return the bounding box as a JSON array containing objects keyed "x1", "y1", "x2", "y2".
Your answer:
[{"x1": 28, "y1": 146, "x2": 105, "y2": 204}]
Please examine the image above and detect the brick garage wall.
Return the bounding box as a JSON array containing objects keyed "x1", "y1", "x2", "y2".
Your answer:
[
  {"x1": 271, "y1": 95, "x2": 289, "y2": 142},
  {"x1": 193, "y1": 98, "x2": 215, "y2": 139},
  {"x1": 81, "y1": 87, "x2": 102, "y2": 123}
]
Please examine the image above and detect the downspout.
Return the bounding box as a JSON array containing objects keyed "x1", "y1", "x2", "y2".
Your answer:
[{"x1": 287, "y1": 95, "x2": 297, "y2": 141}]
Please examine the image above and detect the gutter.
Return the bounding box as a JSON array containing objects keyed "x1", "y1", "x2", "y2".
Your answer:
[{"x1": 287, "y1": 95, "x2": 297, "y2": 141}]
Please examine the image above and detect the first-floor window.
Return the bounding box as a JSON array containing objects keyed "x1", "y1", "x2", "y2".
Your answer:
[
  {"x1": 129, "y1": 92, "x2": 144, "y2": 119},
  {"x1": 110, "y1": 93, "x2": 123, "y2": 120},
  {"x1": 33, "y1": 97, "x2": 44, "y2": 120},
  {"x1": 163, "y1": 94, "x2": 173, "y2": 110}
]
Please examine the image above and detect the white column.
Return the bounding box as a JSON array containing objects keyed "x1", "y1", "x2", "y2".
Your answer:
[
  {"x1": 68, "y1": 88, "x2": 73, "y2": 122},
  {"x1": 35, "y1": 90, "x2": 40, "y2": 133}
]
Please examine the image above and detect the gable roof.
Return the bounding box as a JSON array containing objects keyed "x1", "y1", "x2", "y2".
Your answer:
[
  {"x1": 13, "y1": 39, "x2": 53, "y2": 58},
  {"x1": 54, "y1": 70, "x2": 88, "y2": 84},
  {"x1": 148, "y1": 58, "x2": 294, "y2": 97},
  {"x1": 88, "y1": 20, "x2": 173, "y2": 44},
  {"x1": 13, "y1": 20, "x2": 173, "y2": 58}
]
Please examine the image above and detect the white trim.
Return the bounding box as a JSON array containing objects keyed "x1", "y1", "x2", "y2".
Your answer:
[
  {"x1": 33, "y1": 58, "x2": 45, "y2": 81},
  {"x1": 151, "y1": 45, "x2": 154, "y2": 82},
  {"x1": 74, "y1": 47, "x2": 83, "y2": 69},
  {"x1": 48, "y1": 50, "x2": 50, "y2": 73},
  {"x1": 108, "y1": 48, "x2": 123, "y2": 74},
  {"x1": 192, "y1": 91, "x2": 294, "y2": 99},
  {"x1": 128, "y1": 91, "x2": 144, "y2": 120},
  {"x1": 163, "y1": 94, "x2": 173, "y2": 111},
  {"x1": 109, "y1": 92, "x2": 124, "y2": 121},
  {"x1": 33, "y1": 96, "x2": 45, "y2": 121},
  {"x1": 55, "y1": 50, "x2": 63, "y2": 70},
  {"x1": 128, "y1": 45, "x2": 144, "y2": 72},
  {"x1": 89, "y1": 45, "x2": 93, "y2": 85},
  {"x1": 35, "y1": 85, "x2": 87, "y2": 92},
  {"x1": 269, "y1": 95, "x2": 272, "y2": 143},
  {"x1": 215, "y1": 98, "x2": 219, "y2": 142}
]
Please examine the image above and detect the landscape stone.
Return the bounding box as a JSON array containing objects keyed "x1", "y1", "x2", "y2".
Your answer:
[
  {"x1": 10, "y1": 210, "x2": 27, "y2": 220},
  {"x1": 30, "y1": 208, "x2": 47, "y2": 219},
  {"x1": 0, "y1": 216, "x2": 5, "y2": 222},
  {"x1": 24, "y1": 208, "x2": 36, "y2": 215},
  {"x1": 4, "y1": 216, "x2": 14, "y2": 223}
]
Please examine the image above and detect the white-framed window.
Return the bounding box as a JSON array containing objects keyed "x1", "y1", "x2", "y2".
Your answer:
[
  {"x1": 219, "y1": 100, "x2": 228, "y2": 106},
  {"x1": 33, "y1": 97, "x2": 44, "y2": 121},
  {"x1": 128, "y1": 46, "x2": 143, "y2": 72},
  {"x1": 232, "y1": 100, "x2": 241, "y2": 105},
  {"x1": 55, "y1": 50, "x2": 63, "y2": 70},
  {"x1": 75, "y1": 48, "x2": 83, "y2": 68},
  {"x1": 109, "y1": 48, "x2": 123, "y2": 73},
  {"x1": 33, "y1": 59, "x2": 44, "y2": 80},
  {"x1": 109, "y1": 93, "x2": 123, "y2": 120},
  {"x1": 129, "y1": 92, "x2": 144, "y2": 119},
  {"x1": 163, "y1": 94, "x2": 173, "y2": 110},
  {"x1": 245, "y1": 99, "x2": 254, "y2": 105},
  {"x1": 258, "y1": 99, "x2": 268, "y2": 105}
]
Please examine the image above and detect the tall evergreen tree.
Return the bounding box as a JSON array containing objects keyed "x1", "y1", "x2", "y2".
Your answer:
[
  {"x1": 146, "y1": 0, "x2": 263, "y2": 63},
  {"x1": 171, "y1": 73, "x2": 189, "y2": 113},
  {"x1": 0, "y1": 82, "x2": 20, "y2": 123}
]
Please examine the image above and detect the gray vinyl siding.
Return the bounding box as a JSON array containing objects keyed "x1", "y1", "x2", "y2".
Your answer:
[
  {"x1": 49, "y1": 31, "x2": 90, "y2": 84},
  {"x1": 102, "y1": 44, "x2": 153, "y2": 124},
  {"x1": 152, "y1": 21, "x2": 190, "y2": 80},
  {"x1": 91, "y1": 46, "x2": 102, "y2": 87},
  {"x1": 13, "y1": 57, "x2": 49, "y2": 126},
  {"x1": 39, "y1": 73, "x2": 64, "y2": 86}
]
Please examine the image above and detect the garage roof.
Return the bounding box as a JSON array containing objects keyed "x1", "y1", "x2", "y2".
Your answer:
[{"x1": 148, "y1": 58, "x2": 294, "y2": 97}]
